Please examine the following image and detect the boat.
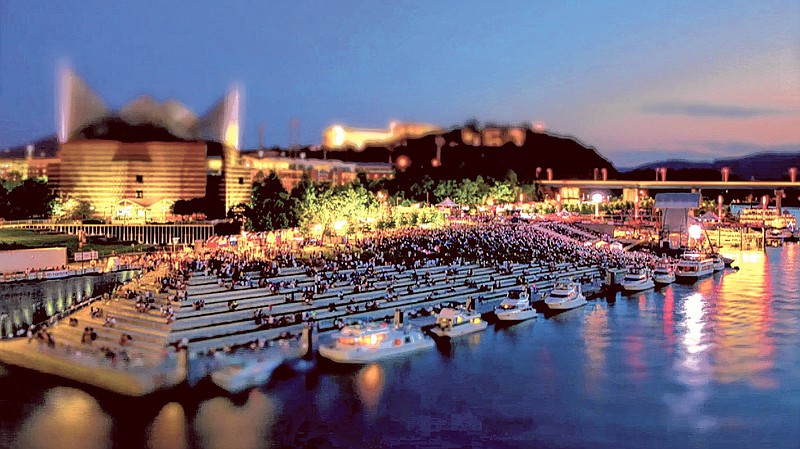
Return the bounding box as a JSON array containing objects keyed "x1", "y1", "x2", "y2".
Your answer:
[
  {"x1": 430, "y1": 307, "x2": 488, "y2": 338},
  {"x1": 318, "y1": 321, "x2": 434, "y2": 364},
  {"x1": 495, "y1": 291, "x2": 537, "y2": 322},
  {"x1": 210, "y1": 351, "x2": 285, "y2": 394},
  {"x1": 652, "y1": 259, "x2": 676, "y2": 285},
  {"x1": 737, "y1": 208, "x2": 797, "y2": 230},
  {"x1": 710, "y1": 253, "x2": 725, "y2": 272},
  {"x1": 675, "y1": 252, "x2": 715, "y2": 280},
  {"x1": 620, "y1": 266, "x2": 655, "y2": 292},
  {"x1": 545, "y1": 280, "x2": 587, "y2": 311}
]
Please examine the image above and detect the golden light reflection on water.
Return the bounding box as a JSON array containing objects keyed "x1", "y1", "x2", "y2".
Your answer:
[
  {"x1": 582, "y1": 304, "x2": 608, "y2": 395},
  {"x1": 15, "y1": 387, "x2": 111, "y2": 449},
  {"x1": 194, "y1": 390, "x2": 278, "y2": 449},
  {"x1": 355, "y1": 363, "x2": 385, "y2": 414},
  {"x1": 714, "y1": 251, "x2": 776, "y2": 388},
  {"x1": 663, "y1": 287, "x2": 675, "y2": 350},
  {"x1": 467, "y1": 332, "x2": 482, "y2": 346},
  {"x1": 147, "y1": 402, "x2": 188, "y2": 449}
]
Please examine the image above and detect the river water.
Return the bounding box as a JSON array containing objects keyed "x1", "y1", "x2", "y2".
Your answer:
[{"x1": 0, "y1": 245, "x2": 798, "y2": 449}]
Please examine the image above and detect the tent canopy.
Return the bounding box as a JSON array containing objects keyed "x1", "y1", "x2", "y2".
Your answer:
[
  {"x1": 436, "y1": 197, "x2": 459, "y2": 208},
  {"x1": 654, "y1": 193, "x2": 701, "y2": 209}
]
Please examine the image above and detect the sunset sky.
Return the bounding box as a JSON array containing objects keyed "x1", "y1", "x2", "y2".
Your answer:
[{"x1": 1, "y1": 0, "x2": 798, "y2": 167}]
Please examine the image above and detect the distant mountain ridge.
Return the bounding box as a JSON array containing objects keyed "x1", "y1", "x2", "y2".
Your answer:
[
  {"x1": 4, "y1": 130, "x2": 796, "y2": 184},
  {"x1": 626, "y1": 152, "x2": 800, "y2": 180}
]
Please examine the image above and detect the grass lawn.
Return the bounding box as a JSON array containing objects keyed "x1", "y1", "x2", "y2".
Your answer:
[{"x1": 0, "y1": 229, "x2": 148, "y2": 258}]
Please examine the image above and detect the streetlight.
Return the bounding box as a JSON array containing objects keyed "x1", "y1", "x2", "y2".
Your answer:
[{"x1": 591, "y1": 193, "x2": 603, "y2": 219}]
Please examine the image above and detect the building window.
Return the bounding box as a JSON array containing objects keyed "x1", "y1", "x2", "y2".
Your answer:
[
  {"x1": 238, "y1": 177, "x2": 245, "y2": 185},
  {"x1": 136, "y1": 175, "x2": 143, "y2": 183},
  {"x1": 135, "y1": 190, "x2": 143, "y2": 198}
]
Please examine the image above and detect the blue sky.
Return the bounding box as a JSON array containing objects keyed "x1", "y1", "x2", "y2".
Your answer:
[{"x1": 1, "y1": 0, "x2": 798, "y2": 167}]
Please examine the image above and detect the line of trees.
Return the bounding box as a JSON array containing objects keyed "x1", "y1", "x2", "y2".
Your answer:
[{"x1": 228, "y1": 170, "x2": 548, "y2": 237}]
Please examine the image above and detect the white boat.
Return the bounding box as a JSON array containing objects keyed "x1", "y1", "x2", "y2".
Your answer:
[
  {"x1": 652, "y1": 259, "x2": 676, "y2": 284},
  {"x1": 495, "y1": 291, "x2": 537, "y2": 322},
  {"x1": 211, "y1": 352, "x2": 285, "y2": 394},
  {"x1": 710, "y1": 254, "x2": 725, "y2": 272},
  {"x1": 675, "y1": 252, "x2": 715, "y2": 280},
  {"x1": 430, "y1": 307, "x2": 488, "y2": 338},
  {"x1": 620, "y1": 267, "x2": 655, "y2": 292},
  {"x1": 318, "y1": 321, "x2": 434, "y2": 364},
  {"x1": 545, "y1": 280, "x2": 587, "y2": 310}
]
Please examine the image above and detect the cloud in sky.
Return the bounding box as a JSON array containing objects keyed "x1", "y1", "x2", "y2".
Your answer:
[{"x1": 641, "y1": 102, "x2": 791, "y2": 118}]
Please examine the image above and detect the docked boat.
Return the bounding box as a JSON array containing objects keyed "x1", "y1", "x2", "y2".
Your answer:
[
  {"x1": 495, "y1": 291, "x2": 537, "y2": 322},
  {"x1": 675, "y1": 252, "x2": 715, "y2": 280},
  {"x1": 210, "y1": 351, "x2": 285, "y2": 394},
  {"x1": 430, "y1": 307, "x2": 488, "y2": 338},
  {"x1": 318, "y1": 321, "x2": 434, "y2": 364},
  {"x1": 710, "y1": 253, "x2": 725, "y2": 272},
  {"x1": 652, "y1": 259, "x2": 676, "y2": 285},
  {"x1": 620, "y1": 266, "x2": 655, "y2": 292},
  {"x1": 545, "y1": 280, "x2": 587, "y2": 311}
]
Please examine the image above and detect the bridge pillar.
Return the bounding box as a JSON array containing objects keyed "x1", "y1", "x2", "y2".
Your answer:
[
  {"x1": 593, "y1": 168, "x2": 599, "y2": 181},
  {"x1": 721, "y1": 167, "x2": 729, "y2": 183},
  {"x1": 790, "y1": 167, "x2": 797, "y2": 183},
  {"x1": 601, "y1": 168, "x2": 608, "y2": 181},
  {"x1": 775, "y1": 189, "x2": 784, "y2": 216},
  {"x1": 546, "y1": 168, "x2": 553, "y2": 181}
]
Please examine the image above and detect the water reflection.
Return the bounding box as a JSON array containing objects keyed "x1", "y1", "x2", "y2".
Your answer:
[
  {"x1": 667, "y1": 292, "x2": 715, "y2": 431},
  {"x1": 583, "y1": 304, "x2": 609, "y2": 395},
  {"x1": 194, "y1": 390, "x2": 278, "y2": 449},
  {"x1": 355, "y1": 363, "x2": 385, "y2": 415},
  {"x1": 147, "y1": 402, "x2": 188, "y2": 449},
  {"x1": 715, "y1": 252, "x2": 776, "y2": 388},
  {"x1": 14, "y1": 387, "x2": 111, "y2": 449}
]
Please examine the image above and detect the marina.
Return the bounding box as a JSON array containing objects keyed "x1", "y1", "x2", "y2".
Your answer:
[{"x1": 0, "y1": 242, "x2": 796, "y2": 449}]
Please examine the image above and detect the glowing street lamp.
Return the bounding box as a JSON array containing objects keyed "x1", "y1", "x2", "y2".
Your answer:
[
  {"x1": 591, "y1": 193, "x2": 603, "y2": 219},
  {"x1": 688, "y1": 224, "x2": 703, "y2": 241}
]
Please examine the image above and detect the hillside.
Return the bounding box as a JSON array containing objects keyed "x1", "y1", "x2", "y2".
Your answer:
[{"x1": 306, "y1": 127, "x2": 618, "y2": 184}]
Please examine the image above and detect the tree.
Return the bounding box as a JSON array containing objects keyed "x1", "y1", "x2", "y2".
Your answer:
[
  {"x1": 433, "y1": 179, "x2": 457, "y2": 203},
  {"x1": 410, "y1": 175, "x2": 434, "y2": 205},
  {"x1": 505, "y1": 169, "x2": 518, "y2": 187},
  {"x1": 7, "y1": 179, "x2": 55, "y2": 219},
  {"x1": 0, "y1": 184, "x2": 9, "y2": 219},
  {"x1": 248, "y1": 171, "x2": 294, "y2": 231}
]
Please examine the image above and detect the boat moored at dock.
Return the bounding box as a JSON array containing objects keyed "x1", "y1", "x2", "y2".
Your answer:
[
  {"x1": 430, "y1": 307, "x2": 488, "y2": 338},
  {"x1": 495, "y1": 290, "x2": 537, "y2": 322},
  {"x1": 545, "y1": 280, "x2": 587, "y2": 310},
  {"x1": 210, "y1": 351, "x2": 286, "y2": 394},
  {"x1": 318, "y1": 320, "x2": 434, "y2": 364},
  {"x1": 652, "y1": 259, "x2": 676, "y2": 285},
  {"x1": 620, "y1": 267, "x2": 655, "y2": 292},
  {"x1": 675, "y1": 252, "x2": 715, "y2": 280}
]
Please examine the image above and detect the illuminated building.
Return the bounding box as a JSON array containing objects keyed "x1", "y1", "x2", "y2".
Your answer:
[
  {"x1": 48, "y1": 68, "x2": 249, "y2": 221},
  {"x1": 461, "y1": 126, "x2": 527, "y2": 147},
  {"x1": 322, "y1": 122, "x2": 442, "y2": 150},
  {"x1": 240, "y1": 151, "x2": 392, "y2": 191}
]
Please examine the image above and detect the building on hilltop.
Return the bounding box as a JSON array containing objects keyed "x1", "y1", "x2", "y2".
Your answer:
[{"x1": 322, "y1": 122, "x2": 442, "y2": 150}]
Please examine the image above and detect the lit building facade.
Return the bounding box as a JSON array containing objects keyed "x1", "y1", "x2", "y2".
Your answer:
[
  {"x1": 48, "y1": 68, "x2": 249, "y2": 221},
  {"x1": 322, "y1": 122, "x2": 441, "y2": 150},
  {"x1": 241, "y1": 152, "x2": 392, "y2": 192}
]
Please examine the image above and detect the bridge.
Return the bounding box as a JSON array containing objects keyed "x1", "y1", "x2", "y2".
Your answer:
[{"x1": 537, "y1": 180, "x2": 800, "y2": 190}]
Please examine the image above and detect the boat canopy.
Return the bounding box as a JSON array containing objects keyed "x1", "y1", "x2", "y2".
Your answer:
[{"x1": 438, "y1": 308, "x2": 458, "y2": 319}]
